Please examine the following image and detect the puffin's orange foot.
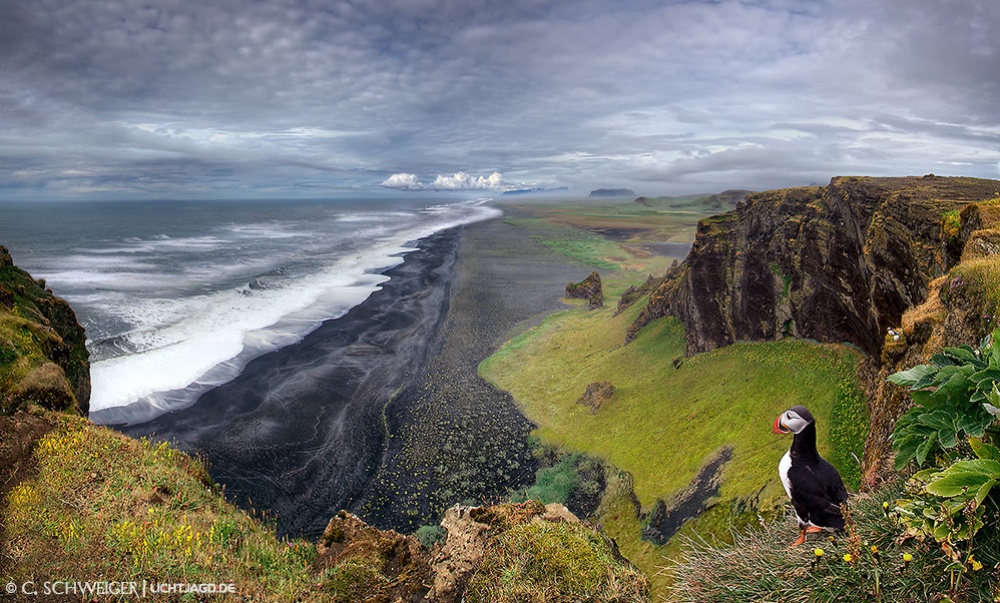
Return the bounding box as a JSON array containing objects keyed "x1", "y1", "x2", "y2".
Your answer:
[
  {"x1": 791, "y1": 531, "x2": 806, "y2": 547},
  {"x1": 805, "y1": 526, "x2": 824, "y2": 534}
]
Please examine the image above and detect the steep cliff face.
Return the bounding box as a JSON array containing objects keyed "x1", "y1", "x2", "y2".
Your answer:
[
  {"x1": 0, "y1": 246, "x2": 90, "y2": 415},
  {"x1": 629, "y1": 176, "x2": 1000, "y2": 357}
]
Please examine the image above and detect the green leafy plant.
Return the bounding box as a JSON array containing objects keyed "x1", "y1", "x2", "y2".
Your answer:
[
  {"x1": 888, "y1": 329, "x2": 1000, "y2": 469},
  {"x1": 890, "y1": 332, "x2": 1000, "y2": 598},
  {"x1": 895, "y1": 438, "x2": 1000, "y2": 544}
]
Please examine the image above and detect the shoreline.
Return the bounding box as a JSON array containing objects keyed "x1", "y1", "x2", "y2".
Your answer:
[
  {"x1": 119, "y1": 215, "x2": 586, "y2": 537},
  {"x1": 356, "y1": 216, "x2": 584, "y2": 532},
  {"x1": 120, "y1": 227, "x2": 462, "y2": 537}
]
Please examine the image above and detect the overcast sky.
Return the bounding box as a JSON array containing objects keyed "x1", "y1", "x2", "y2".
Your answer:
[{"x1": 2, "y1": 0, "x2": 999, "y2": 199}]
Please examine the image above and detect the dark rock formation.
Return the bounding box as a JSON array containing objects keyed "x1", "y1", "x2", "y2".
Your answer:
[
  {"x1": 0, "y1": 246, "x2": 90, "y2": 415},
  {"x1": 589, "y1": 188, "x2": 636, "y2": 198},
  {"x1": 566, "y1": 271, "x2": 604, "y2": 310},
  {"x1": 629, "y1": 176, "x2": 1000, "y2": 357},
  {"x1": 577, "y1": 381, "x2": 614, "y2": 413},
  {"x1": 616, "y1": 273, "x2": 666, "y2": 316}
]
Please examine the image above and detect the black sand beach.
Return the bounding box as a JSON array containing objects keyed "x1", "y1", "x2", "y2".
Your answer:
[{"x1": 121, "y1": 216, "x2": 583, "y2": 537}]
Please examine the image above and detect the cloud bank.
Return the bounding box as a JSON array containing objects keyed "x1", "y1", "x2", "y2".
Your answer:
[
  {"x1": 1, "y1": 0, "x2": 998, "y2": 199},
  {"x1": 381, "y1": 171, "x2": 507, "y2": 191}
]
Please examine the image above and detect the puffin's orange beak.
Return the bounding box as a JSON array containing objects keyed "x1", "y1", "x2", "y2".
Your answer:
[{"x1": 773, "y1": 416, "x2": 789, "y2": 434}]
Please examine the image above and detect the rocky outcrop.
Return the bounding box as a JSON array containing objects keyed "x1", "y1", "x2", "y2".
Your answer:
[
  {"x1": 315, "y1": 501, "x2": 650, "y2": 602},
  {"x1": 862, "y1": 196, "x2": 1000, "y2": 485},
  {"x1": 629, "y1": 176, "x2": 1000, "y2": 357},
  {"x1": 0, "y1": 246, "x2": 90, "y2": 415},
  {"x1": 577, "y1": 381, "x2": 615, "y2": 413},
  {"x1": 566, "y1": 271, "x2": 604, "y2": 310},
  {"x1": 314, "y1": 510, "x2": 433, "y2": 602},
  {"x1": 616, "y1": 273, "x2": 666, "y2": 315}
]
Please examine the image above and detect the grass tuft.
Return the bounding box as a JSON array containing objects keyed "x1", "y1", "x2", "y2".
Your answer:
[
  {"x1": 667, "y1": 480, "x2": 1000, "y2": 602},
  {"x1": 465, "y1": 520, "x2": 650, "y2": 603}
]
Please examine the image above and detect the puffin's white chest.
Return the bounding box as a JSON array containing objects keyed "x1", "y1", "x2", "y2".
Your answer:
[{"x1": 778, "y1": 450, "x2": 793, "y2": 499}]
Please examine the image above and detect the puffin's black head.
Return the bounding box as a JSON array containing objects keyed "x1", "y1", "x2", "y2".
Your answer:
[{"x1": 772, "y1": 405, "x2": 814, "y2": 435}]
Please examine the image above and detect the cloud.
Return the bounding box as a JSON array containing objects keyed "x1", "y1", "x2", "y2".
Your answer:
[
  {"x1": 1, "y1": 0, "x2": 998, "y2": 199},
  {"x1": 380, "y1": 173, "x2": 422, "y2": 190},
  {"x1": 381, "y1": 171, "x2": 507, "y2": 191}
]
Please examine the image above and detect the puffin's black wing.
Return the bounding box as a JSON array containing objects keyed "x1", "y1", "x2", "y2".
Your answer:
[{"x1": 787, "y1": 459, "x2": 847, "y2": 530}]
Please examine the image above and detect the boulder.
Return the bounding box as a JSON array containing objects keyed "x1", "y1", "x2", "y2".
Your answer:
[{"x1": 566, "y1": 271, "x2": 604, "y2": 310}]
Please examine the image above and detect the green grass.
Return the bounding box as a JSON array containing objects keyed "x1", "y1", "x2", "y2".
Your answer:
[
  {"x1": 464, "y1": 519, "x2": 650, "y2": 603},
  {"x1": 503, "y1": 216, "x2": 625, "y2": 271},
  {"x1": 951, "y1": 257, "x2": 1000, "y2": 314},
  {"x1": 480, "y1": 299, "x2": 868, "y2": 596},
  {"x1": 3, "y1": 410, "x2": 332, "y2": 601},
  {"x1": 515, "y1": 455, "x2": 581, "y2": 505}
]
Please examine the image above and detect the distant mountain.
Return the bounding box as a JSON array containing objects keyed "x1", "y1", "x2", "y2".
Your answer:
[
  {"x1": 634, "y1": 190, "x2": 752, "y2": 209},
  {"x1": 589, "y1": 188, "x2": 635, "y2": 198}
]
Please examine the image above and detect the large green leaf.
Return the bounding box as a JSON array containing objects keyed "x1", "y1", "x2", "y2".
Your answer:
[
  {"x1": 970, "y1": 438, "x2": 1000, "y2": 461},
  {"x1": 956, "y1": 407, "x2": 993, "y2": 438},
  {"x1": 915, "y1": 432, "x2": 939, "y2": 467},
  {"x1": 910, "y1": 389, "x2": 943, "y2": 409},
  {"x1": 931, "y1": 365, "x2": 962, "y2": 387},
  {"x1": 943, "y1": 346, "x2": 982, "y2": 366},
  {"x1": 936, "y1": 369, "x2": 973, "y2": 401},
  {"x1": 889, "y1": 364, "x2": 937, "y2": 388},
  {"x1": 926, "y1": 471, "x2": 993, "y2": 497},
  {"x1": 943, "y1": 459, "x2": 1000, "y2": 476},
  {"x1": 976, "y1": 479, "x2": 997, "y2": 507},
  {"x1": 969, "y1": 369, "x2": 1000, "y2": 385}
]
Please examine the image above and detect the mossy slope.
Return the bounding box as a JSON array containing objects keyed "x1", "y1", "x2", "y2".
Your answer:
[
  {"x1": 0, "y1": 246, "x2": 90, "y2": 415},
  {"x1": 480, "y1": 296, "x2": 868, "y2": 594}
]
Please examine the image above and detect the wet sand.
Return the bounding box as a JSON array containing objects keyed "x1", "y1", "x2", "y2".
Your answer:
[{"x1": 121, "y1": 215, "x2": 584, "y2": 537}]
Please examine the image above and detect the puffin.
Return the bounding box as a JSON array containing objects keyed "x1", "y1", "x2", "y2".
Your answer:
[{"x1": 772, "y1": 405, "x2": 847, "y2": 546}]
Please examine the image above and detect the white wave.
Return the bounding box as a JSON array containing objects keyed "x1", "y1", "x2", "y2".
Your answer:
[
  {"x1": 220, "y1": 222, "x2": 311, "y2": 239},
  {"x1": 88, "y1": 199, "x2": 501, "y2": 419},
  {"x1": 83, "y1": 235, "x2": 226, "y2": 254},
  {"x1": 336, "y1": 211, "x2": 417, "y2": 223}
]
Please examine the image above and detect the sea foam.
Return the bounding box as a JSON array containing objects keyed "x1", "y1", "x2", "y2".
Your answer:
[{"x1": 85, "y1": 199, "x2": 500, "y2": 423}]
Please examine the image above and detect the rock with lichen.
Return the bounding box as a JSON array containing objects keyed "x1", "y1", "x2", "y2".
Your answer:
[
  {"x1": 315, "y1": 501, "x2": 649, "y2": 602},
  {"x1": 577, "y1": 381, "x2": 614, "y2": 413},
  {"x1": 566, "y1": 271, "x2": 604, "y2": 310}
]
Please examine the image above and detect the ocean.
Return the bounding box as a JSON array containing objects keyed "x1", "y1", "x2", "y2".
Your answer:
[{"x1": 0, "y1": 197, "x2": 500, "y2": 425}]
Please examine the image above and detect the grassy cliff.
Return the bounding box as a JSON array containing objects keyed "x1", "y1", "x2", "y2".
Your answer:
[
  {"x1": 483, "y1": 196, "x2": 869, "y2": 596},
  {"x1": 486, "y1": 178, "x2": 1000, "y2": 601},
  {"x1": 480, "y1": 285, "x2": 867, "y2": 595},
  {"x1": 0, "y1": 245, "x2": 89, "y2": 415}
]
